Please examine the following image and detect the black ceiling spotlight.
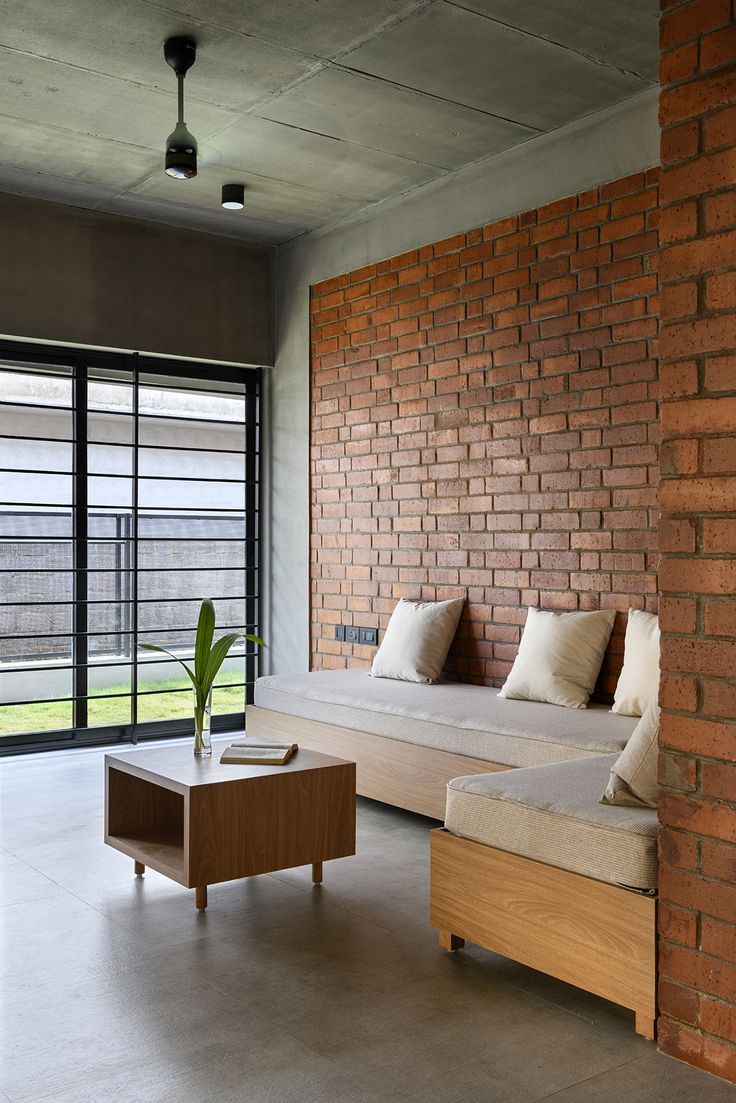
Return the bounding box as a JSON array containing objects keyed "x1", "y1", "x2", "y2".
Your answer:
[
  {"x1": 164, "y1": 36, "x2": 198, "y2": 179},
  {"x1": 221, "y1": 183, "x2": 245, "y2": 210}
]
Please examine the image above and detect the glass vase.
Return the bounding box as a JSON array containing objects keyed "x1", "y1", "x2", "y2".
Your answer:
[{"x1": 193, "y1": 688, "x2": 212, "y2": 758}]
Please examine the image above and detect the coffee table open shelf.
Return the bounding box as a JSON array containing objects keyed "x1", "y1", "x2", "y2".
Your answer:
[{"x1": 105, "y1": 742, "x2": 356, "y2": 909}]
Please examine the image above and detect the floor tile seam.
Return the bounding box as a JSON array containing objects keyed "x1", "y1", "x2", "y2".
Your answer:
[
  {"x1": 528, "y1": 1055, "x2": 649, "y2": 1102},
  {"x1": 3, "y1": 865, "x2": 138, "y2": 932}
]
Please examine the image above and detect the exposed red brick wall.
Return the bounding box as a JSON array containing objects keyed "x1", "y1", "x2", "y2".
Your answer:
[
  {"x1": 310, "y1": 172, "x2": 660, "y2": 697},
  {"x1": 657, "y1": 0, "x2": 736, "y2": 1081}
]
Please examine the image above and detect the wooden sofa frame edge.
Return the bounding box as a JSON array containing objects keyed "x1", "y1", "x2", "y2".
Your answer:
[
  {"x1": 245, "y1": 705, "x2": 508, "y2": 820},
  {"x1": 430, "y1": 827, "x2": 657, "y2": 1039}
]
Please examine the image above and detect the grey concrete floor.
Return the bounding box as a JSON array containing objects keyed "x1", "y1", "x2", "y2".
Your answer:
[{"x1": 1, "y1": 741, "x2": 734, "y2": 1103}]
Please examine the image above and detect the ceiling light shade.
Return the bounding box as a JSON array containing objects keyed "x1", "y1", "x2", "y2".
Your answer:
[
  {"x1": 163, "y1": 37, "x2": 197, "y2": 180},
  {"x1": 221, "y1": 183, "x2": 245, "y2": 210}
]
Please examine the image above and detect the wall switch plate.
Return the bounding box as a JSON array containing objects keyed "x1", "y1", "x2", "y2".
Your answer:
[
  {"x1": 345, "y1": 626, "x2": 360, "y2": 643},
  {"x1": 335, "y1": 625, "x2": 345, "y2": 641},
  {"x1": 359, "y1": 627, "x2": 378, "y2": 646}
]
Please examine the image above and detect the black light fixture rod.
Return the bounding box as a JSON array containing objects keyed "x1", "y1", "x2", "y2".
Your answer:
[{"x1": 163, "y1": 36, "x2": 198, "y2": 180}]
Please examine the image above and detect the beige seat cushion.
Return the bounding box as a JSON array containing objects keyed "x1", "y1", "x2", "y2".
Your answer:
[
  {"x1": 254, "y1": 668, "x2": 637, "y2": 768},
  {"x1": 445, "y1": 755, "x2": 658, "y2": 891}
]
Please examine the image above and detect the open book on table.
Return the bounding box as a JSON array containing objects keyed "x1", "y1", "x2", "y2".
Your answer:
[{"x1": 219, "y1": 739, "x2": 298, "y2": 765}]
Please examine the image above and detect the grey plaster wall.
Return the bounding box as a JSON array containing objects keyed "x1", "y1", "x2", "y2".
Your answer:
[
  {"x1": 0, "y1": 193, "x2": 274, "y2": 366},
  {"x1": 268, "y1": 88, "x2": 661, "y2": 675}
]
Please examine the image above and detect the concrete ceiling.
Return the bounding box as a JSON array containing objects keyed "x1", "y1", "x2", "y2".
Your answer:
[{"x1": 0, "y1": 0, "x2": 659, "y2": 246}]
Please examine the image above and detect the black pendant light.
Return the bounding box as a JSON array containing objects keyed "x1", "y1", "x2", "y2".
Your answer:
[{"x1": 163, "y1": 37, "x2": 198, "y2": 179}]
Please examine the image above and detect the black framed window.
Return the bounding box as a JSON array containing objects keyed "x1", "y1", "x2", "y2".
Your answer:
[{"x1": 0, "y1": 340, "x2": 260, "y2": 755}]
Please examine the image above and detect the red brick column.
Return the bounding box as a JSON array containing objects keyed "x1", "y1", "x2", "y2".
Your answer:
[{"x1": 657, "y1": 0, "x2": 736, "y2": 1080}]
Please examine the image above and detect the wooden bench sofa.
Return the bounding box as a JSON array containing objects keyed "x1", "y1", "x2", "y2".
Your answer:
[
  {"x1": 246, "y1": 667, "x2": 657, "y2": 1038},
  {"x1": 247, "y1": 667, "x2": 636, "y2": 818}
]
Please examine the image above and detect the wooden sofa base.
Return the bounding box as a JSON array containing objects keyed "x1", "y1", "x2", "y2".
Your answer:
[
  {"x1": 245, "y1": 706, "x2": 508, "y2": 820},
  {"x1": 430, "y1": 828, "x2": 657, "y2": 1039}
]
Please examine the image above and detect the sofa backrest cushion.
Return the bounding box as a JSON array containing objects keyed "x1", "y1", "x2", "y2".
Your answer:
[
  {"x1": 370, "y1": 597, "x2": 464, "y2": 684},
  {"x1": 601, "y1": 699, "x2": 660, "y2": 808},
  {"x1": 611, "y1": 609, "x2": 660, "y2": 717},
  {"x1": 498, "y1": 607, "x2": 616, "y2": 710}
]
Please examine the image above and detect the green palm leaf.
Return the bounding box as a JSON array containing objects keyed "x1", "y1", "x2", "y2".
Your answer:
[
  {"x1": 194, "y1": 598, "x2": 216, "y2": 682},
  {"x1": 139, "y1": 643, "x2": 197, "y2": 687},
  {"x1": 143, "y1": 602, "x2": 267, "y2": 705}
]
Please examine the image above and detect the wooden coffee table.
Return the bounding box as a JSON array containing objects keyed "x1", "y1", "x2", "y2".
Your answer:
[{"x1": 104, "y1": 741, "x2": 356, "y2": 909}]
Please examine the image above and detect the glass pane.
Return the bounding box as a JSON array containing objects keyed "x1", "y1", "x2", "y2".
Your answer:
[
  {"x1": 87, "y1": 694, "x2": 132, "y2": 728},
  {"x1": 137, "y1": 568, "x2": 246, "y2": 602},
  {"x1": 0, "y1": 406, "x2": 73, "y2": 442},
  {"x1": 138, "y1": 377, "x2": 245, "y2": 423},
  {"x1": 88, "y1": 444, "x2": 133, "y2": 476},
  {"x1": 138, "y1": 480, "x2": 244, "y2": 511},
  {"x1": 88, "y1": 601, "x2": 131, "y2": 635},
  {"x1": 136, "y1": 688, "x2": 191, "y2": 723},
  {"x1": 138, "y1": 416, "x2": 245, "y2": 452},
  {"x1": 0, "y1": 699, "x2": 72, "y2": 735},
  {"x1": 2, "y1": 472, "x2": 72, "y2": 506},
  {"x1": 138, "y1": 540, "x2": 246, "y2": 571},
  {"x1": 0, "y1": 634, "x2": 72, "y2": 663},
  {"x1": 0, "y1": 512, "x2": 72, "y2": 539},
  {"x1": 138, "y1": 447, "x2": 244, "y2": 480},
  {"x1": 88, "y1": 378, "x2": 133, "y2": 414},
  {"x1": 3, "y1": 439, "x2": 73, "y2": 473},
  {"x1": 138, "y1": 514, "x2": 245, "y2": 540},
  {"x1": 0, "y1": 602, "x2": 72, "y2": 640},
  {"x1": 87, "y1": 664, "x2": 132, "y2": 727},
  {"x1": 87, "y1": 411, "x2": 133, "y2": 446},
  {"x1": 0, "y1": 368, "x2": 72, "y2": 408},
  {"x1": 137, "y1": 598, "x2": 247, "y2": 636},
  {"x1": 0, "y1": 362, "x2": 76, "y2": 741},
  {"x1": 0, "y1": 664, "x2": 72, "y2": 704},
  {"x1": 88, "y1": 476, "x2": 133, "y2": 508},
  {"x1": 88, "y1": 512, "x2": 131, "y2": 540},
  {"x1": 4, "y1": 570, "x2": 73, "y2": 603}
]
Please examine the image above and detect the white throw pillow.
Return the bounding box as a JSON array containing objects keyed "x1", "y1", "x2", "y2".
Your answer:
[
  {"x1": 601, "y1": 699, "x2": 660, "y2": 808},
  {"x1": 611, "y1": 609, "x2": 660, "y2": 717},
  {"x1": 370, "y1": 598, "x2": 464, "y2": 684},
  {"x1": 498, "y1": 607, "x2": 616, "y2": 709}
]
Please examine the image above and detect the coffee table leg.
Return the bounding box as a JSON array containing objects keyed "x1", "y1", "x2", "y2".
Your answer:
[
  {"x1": 312, "y1": 862, "x2": 323, "y2": 885},
  {"x1": 134, "y1": 861, "x2": 145, "y2": 877},
  {"x1": 195, "y1": 885, "x2": 207, "y2": 910}
]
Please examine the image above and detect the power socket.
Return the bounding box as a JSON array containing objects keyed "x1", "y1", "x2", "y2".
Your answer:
[{"x1": 335, "y1": 625, "x2": 378, "y2": 646}]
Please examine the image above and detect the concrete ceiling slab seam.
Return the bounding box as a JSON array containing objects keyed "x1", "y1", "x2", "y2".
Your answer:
[
  {"x1": 0, "y1": 0, "x2": 324, "y2": 111},
  {"x1": 340, "y1": 2, "x2": 651, "y2": 130},
  {"x1": 447, "y1": 0, "x2": 660, "y2": 82},
  {"x1": 259, "y1": 67, "x2": 539, "y2": 170},
  {"x1": 139, "y1": 0, "x2": 436, "y2": 60},
  {"x1": 0, "y1": 114, "x2": 162, "y2": 190},
  {"x1": 0, "y1": 46, "x2": 237, "y2": 147},
  {"x1": 203, "y1": 115, "x2": 446, "y2": 200}
]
